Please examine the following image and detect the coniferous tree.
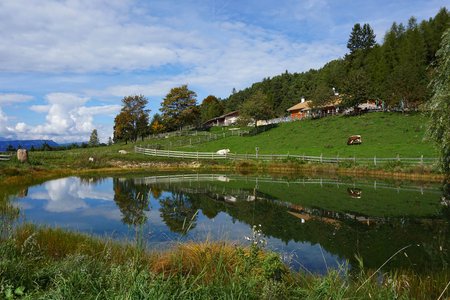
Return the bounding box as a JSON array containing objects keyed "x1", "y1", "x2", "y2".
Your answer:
[{"x1": 88, "y1": 129, "x2": 100, "y2": 147}]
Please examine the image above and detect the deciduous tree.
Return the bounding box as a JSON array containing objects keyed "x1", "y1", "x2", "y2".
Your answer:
[
  {"x1": 113, "y1": 95, "x2": 150, "y2": 143},
  {"x1": 240, "y1": 90, "x2": 274, "y2": 127},
  {"x1": 160, "y1": 85, "x2": 198, "y2": 131},
  {"x1": 426, "y1": 28, "x2": 450, "y2": 174}
]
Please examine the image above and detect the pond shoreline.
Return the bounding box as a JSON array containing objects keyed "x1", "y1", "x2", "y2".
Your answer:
[{"x1": 1, "y1": 159, "x2": 446, "y2": 187}]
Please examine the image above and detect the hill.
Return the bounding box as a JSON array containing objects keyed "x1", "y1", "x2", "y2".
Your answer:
[
  {"x1": 175, "y1": 113, "x2": 436, "y2": 158},
  {"x1": 0, "y1": 140, "x2": 59, "y2": 151},
  {"x1": 223, "y1": 8, "x2": 449, "y2": 115}
]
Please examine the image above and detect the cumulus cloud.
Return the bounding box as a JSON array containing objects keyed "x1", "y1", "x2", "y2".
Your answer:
[{"x1": 9, "y1": 93, "x2": 121, "y2": 142}]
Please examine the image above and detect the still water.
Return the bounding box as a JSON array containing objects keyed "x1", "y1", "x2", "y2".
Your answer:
[{"x1": 8, "y1": 173, "x2": 450, "y2": 274}]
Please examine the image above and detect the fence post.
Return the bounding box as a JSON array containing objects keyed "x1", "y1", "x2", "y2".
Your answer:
[
  {"x1": 374, "y1": 155, "x2": 377, "y2": 166},
  {"x1": 397, "y1": 154, "x2": 400, "y2": 162},
  {"x1": 336, "y1": 153, "x2": 339, "y2": 163},
  {"x1": 197, "y1": 151, "x2": 199, "y2": 160},
  {"x1": 353, "y1": 156, "x2": 356, "y2": 164},
  {"x1": 420, "y1": 155, "x2": 423, "y2": 166},
  {"x1": 320, "y1": 153, "x2": 323, "y2": 163}
]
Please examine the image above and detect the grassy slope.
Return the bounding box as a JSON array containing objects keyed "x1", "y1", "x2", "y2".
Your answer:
[{"x1": 176, "y1": 113, "x2": 436, "y2": 158}]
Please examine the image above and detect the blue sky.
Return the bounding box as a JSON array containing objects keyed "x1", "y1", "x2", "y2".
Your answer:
[{"x1": 0, "y1": 0, "x2": 448, "y2": 143}]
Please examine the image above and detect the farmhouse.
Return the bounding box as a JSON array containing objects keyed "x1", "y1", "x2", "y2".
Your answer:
[
  {"x1": 203, "y1": 111, "x2": 240, "y2": 127},
  {"x1": 287, "y1": 98, "x2": 311, "y2": 120},
  {"x1": 287, "y1": 98, "x2": 341, "y2": 120}
]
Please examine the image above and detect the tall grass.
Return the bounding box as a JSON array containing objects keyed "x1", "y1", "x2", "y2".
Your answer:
[{"x1": 1, "y1": 224, "x2": 448, "y2": 299}]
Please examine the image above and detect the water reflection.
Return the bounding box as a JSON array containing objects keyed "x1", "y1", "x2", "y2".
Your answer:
[{"x1": 8, "y1": 173, "x2": 450, "y2": 274}]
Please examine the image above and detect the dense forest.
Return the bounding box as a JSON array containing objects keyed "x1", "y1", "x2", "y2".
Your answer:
[{"x1": 222, "y1": 8, "x2": 449, "y2": 116}]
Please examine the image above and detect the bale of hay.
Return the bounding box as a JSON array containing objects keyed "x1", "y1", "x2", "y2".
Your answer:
[{"x1": 17, "y1": 149, "x2": 28, "y2": 163}]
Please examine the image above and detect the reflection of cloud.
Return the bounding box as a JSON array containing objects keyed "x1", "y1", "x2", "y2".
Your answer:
[
  {"x1": 28, "y1": 177, "x2": 114, "y2": 213},
  {"x1": 81, "y1": 206, "x2": 122, "y2": 221}
]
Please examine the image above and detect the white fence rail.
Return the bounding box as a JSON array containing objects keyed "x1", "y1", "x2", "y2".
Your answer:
[
  {"x1": 0, "y1": 153, "x2": 12, "y2": 161},
  {"x1": 135, "y1": 146, "x2": 437, "y2": 165}
]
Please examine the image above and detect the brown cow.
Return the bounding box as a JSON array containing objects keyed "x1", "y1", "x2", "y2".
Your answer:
[{"x1": 347, "y1": 135, "x2": 362, "y2": 145}]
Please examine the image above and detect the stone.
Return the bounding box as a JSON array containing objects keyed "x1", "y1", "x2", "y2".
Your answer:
[{"x1": 17, "y1": 149, "x2": 28, "y2": 163}]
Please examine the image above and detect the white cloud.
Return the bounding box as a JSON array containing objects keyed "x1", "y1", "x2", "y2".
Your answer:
[
  {"x1": 0, "y1": 107, "x2": 9, "y2": 134},
  {"x1": 29, "y1": 105, "x2": 51, "y2": 113},
  {"x1": 10, "y1": 93, "x2": 122, "y2": 142},
  {"x1": 0, "y1": 93, "x2": 34, "y2": 105}
]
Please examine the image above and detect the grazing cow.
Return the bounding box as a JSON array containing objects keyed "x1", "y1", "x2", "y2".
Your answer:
[
  {"x1": 118, "y1": 150, "x2": 127, "y2": 154},
  {"x1": 216, "y1": 149, "x2": 231, "y2": 155},
  {"x1": 347, "y1": 188, "x2": 362, "y2": 199},
  {"x1": 347, "y1": 135, "x2": 362, "y2": 145},
  {"x1": 88, "y1": 157, "x2": 94, "y2": 162}
]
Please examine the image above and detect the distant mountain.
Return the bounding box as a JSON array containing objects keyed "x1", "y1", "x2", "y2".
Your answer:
[
  {"x1": 0, "y1": 137, "x2": 12, "y2": 141},
  {"x1": 0, "y1": 140, "x2": 59, "y2": 151}
]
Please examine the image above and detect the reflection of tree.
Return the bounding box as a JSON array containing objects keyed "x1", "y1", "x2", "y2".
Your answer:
[
  {"x1": 150, "y1": 186, "x2": 162, "y2": 199},
  {"x1": 159, "y1": 192, "x2": 197, "y2": 234},
  {"x1": 113, "y1": 178, "x2": 150, "y2": 226}
]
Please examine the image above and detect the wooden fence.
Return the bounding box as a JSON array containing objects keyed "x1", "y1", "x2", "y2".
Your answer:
[
  {"x1": 0, "y1": 153, "x2": 12, "y2": 161},
  {"x1": 135, "y1": 146, "x2": 437, "y2": 165}
]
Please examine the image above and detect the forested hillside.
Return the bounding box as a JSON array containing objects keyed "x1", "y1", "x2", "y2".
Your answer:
[{"x1": 223, "y1": 8, "x2": 449, "y2": 116}]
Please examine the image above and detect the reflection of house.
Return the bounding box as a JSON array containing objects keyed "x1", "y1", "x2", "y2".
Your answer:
[
  {"x1": 203, "y1": 111, "x2": 239, "y2": 127},
  {"x1": 287, "y1": 98, "x2": 341, "y2": 120}
]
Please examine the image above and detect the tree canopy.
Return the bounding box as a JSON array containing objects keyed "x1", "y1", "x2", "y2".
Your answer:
[
  {"x1": 113, "y1": 95, "x2": 150, "y2": 143},
  {"x1": 160, "y1": 85, "x2": 199, "y2": 131},
  {"x1": 426, "y1": 27, "x2": 450, "y2": 174}
]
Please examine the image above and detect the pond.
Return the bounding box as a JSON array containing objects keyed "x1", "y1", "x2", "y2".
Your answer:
[{"x1": 6, "y1": 173, "x2": 450, "y2": 275}]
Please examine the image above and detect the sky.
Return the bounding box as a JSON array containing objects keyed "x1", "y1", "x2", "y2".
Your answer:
[{"x1": 0, "y1": 0, "x2": 448, "y2": 143}]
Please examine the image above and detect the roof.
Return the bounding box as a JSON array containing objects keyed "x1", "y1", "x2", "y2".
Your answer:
[
  {"x1": 287, "y1": 101, "x2": 311, "y2": 111},
  {"x1": 287, "y1": 98, "x2": 342, "y2": 112},
  {"x1": 202, "y1": 110, "x2": 239, "y2": 126}
]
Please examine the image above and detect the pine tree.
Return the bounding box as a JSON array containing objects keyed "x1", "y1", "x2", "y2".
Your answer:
[{"x1": 89, "y1": 129, "x2": 100, "y2": 147}]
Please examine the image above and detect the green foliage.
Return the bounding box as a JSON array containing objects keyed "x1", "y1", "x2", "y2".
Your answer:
[
  {"x1": 113, "y1": 95, "x2": 150, "y2": 144},
  {"x1": 240, "y1": 90, "x2": 274, "y2": 127},
  {"x1": 88, "y1": 129, "x2": 100, "y2": 147},
  {"x1": 347, "y1": 23, "x2": 377, "y2": 54},
  {"x1": 160, "y1": 85, "x2": 199, "y2": 131},
  {"x1": 200, "y1": 95, "x2": 224, "y2": 123},
  {"x1": 426, "y1": 27, "x2": 450, "y2": 174}
]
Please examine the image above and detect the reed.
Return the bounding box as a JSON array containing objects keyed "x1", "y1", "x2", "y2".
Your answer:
[{"x1": 1, "y1": 224, "x2": 448, "y2": 299}]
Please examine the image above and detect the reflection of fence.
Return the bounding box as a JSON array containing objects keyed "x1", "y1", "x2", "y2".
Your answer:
[
  {"x1": 135, "y1": 146, "x2": 437, "y2": 166},
  {"x1": 132, "y1": 173, "x2": 441, "y2": 194},
  {"x1": 0, "y1": 153, "x2": 12, "y2": 161}
]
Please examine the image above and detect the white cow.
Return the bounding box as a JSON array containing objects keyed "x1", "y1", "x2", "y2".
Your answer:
[
  {"x1": 118, "y1": 150, "x2": 127, "y2": 154},
  {"x1": 88, "y1": 157, "x2": 94, "y2": 162},
  {"x1": 216, "y1": 149, "x2": 230, "y2": 155}
]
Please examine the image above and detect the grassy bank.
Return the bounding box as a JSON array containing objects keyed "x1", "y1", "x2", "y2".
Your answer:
[
  {"x1": 163, "y1": 112, "x2": 436, "y2": 158},
  {"x1": 1, "y1": 225, "x2": 448, "y2": 299}
]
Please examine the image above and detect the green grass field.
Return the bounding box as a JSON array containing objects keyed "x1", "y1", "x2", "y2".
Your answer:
[{"x1": 166, "y1": 112, "x2": 436, "y2": 158}]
